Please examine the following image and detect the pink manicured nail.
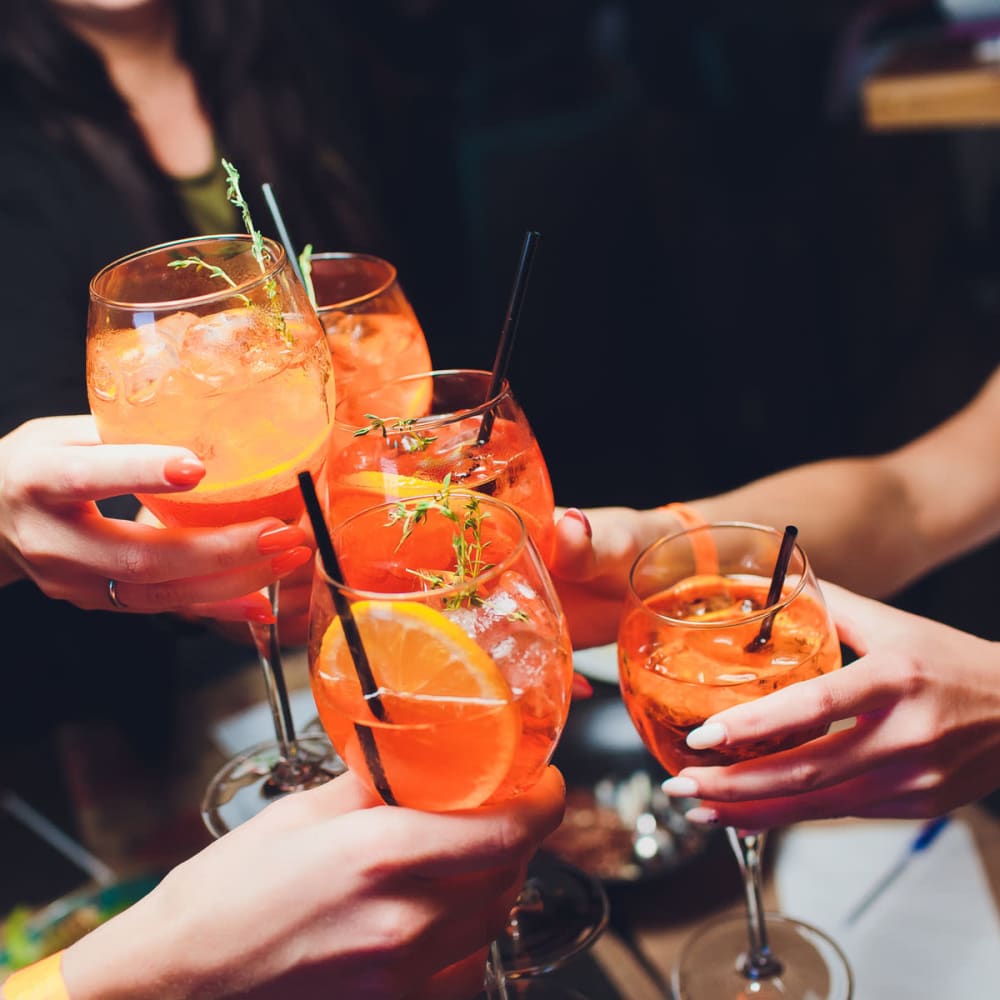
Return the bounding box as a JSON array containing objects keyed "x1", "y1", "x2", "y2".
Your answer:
[
  {"x1": 571, "y1": 673, "x2": 594, "y2": 699},
  {"x1": 271, "y1": 546, "x2": 313, "y2": 576},
  {"x1": 258, "y1": 524, "x2": 308, "y2": 554},
  {"x1": 164, "y1": 456, "x2": 205, "y2": 487},
  {"x1": 563, "y1": 508, "x2": 592, "y2": 539},
  {"x1": 687, "y1": 722, "x2": 726, "y2": 749},
  {"x1": 662, "y1": 776, "x2": 699, "y2": 797},
  {"x1": 685, "y1": 807, "x2": 720, "y2": 826}
]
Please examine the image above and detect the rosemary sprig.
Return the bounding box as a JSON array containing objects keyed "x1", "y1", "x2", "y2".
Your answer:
[
  {"x1": 354, "y1": 414, "x2": 437, "y2": 452},
  {"x1": 388, "y1": 476, "x2": 494, "y2": 608}
]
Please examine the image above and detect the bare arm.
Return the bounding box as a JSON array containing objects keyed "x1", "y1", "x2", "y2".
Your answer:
[
  {"x1": 551, "y1": 367, "x2": 1000, "y2": 646},
  {"x1": 689, "y1": 367, "x2": 1000, "y2": 597}
]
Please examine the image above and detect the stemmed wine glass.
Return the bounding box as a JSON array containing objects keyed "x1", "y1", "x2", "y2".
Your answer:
[
  {"x1": 306, "y1": 250, "x2": 433, "y2": 397},
  {"x1": 318, "y1": 367, "x2": 610, "y2": 979},
  {"x1": 306, "y1": 489, "x2": 578, "y2": 996},
  {"x1": 617, "y1": 521, "x2": 853, "y2": 1000},
  {"x1": 86, "y1": 233, "x2": 344, "y2": 838}
]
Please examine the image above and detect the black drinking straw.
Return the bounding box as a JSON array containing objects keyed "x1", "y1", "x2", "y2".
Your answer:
[
  {"x1": 297, "y1": 471, "x2": 397, "y2": 806},
  {"x1": 745, "y1": 525, "x2": 799, "y2": 653},
  {"x1": 262, "y1": 182, "x2": 307, "y2": 289},
  {"x1": 477, "y1": 230, "x2": 541, "y2": 445}
]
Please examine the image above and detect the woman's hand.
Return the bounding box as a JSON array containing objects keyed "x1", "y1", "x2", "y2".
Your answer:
[
  {"x1": 62, "y1": 767, "x2": 567, "y2": 1000},
  {"x1": 0, "y1": 416, "x2": 312, "y2": 620},
  {"x1": 661, "y1": 583, "x2": 1000, "y2": 827},
  {"x1": 549, "y1": 505, "x2": 675, "y2": 649}
]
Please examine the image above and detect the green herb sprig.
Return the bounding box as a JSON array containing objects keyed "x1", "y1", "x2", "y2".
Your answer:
[
  {"x1": 166, "y1": 257, "x2": 251, "y2": 305},
  {"x1": 355, "y1": 414, "x2": 437, "y2": 453},
  {"x1": 388, "y1": 476, "x2": 494, "y2": 608},
  {"x1": 221, "y1": 158, "x2": 267, "y2": 274}
]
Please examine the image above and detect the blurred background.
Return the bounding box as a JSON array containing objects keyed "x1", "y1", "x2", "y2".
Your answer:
[{"x1": 308, "y1": 0, "x2": 1000, "y2": 639}]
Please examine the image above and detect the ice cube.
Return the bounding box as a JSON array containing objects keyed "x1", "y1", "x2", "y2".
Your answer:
[
  {"x1": 181, "y1": 308, "x2": 290, "y2": 390},
  {"x1": 110, "y1": 325, "x2": 182, "y2": 406}
]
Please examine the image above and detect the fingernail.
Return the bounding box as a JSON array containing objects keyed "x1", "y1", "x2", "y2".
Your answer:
[
  {"x1": 271, "y1": 546, "x2": 313, "y2": 576},
  {"x1": 258, "y1": 524, "x2": 308, "y2": 554},
  {"x1": 685, "y1": 807, "x2": 720, "y2": 826},
  {"x1": 234, "y1": 594, "x2": 276, "y2": 623},
  {"x1": 571, "y1": 673, "x2": 594, "y2": 699},
  {"x1": 662, "y1": 776, "x2": 699, "y2": 797},
  {"x1": 687, "y1": 722, "x2": 726, "y2": 749},
  {"x1": 563, "y1": 508, "x2": 592, "y2": 539},
  {"x1": 164, "y1": 455, "x2": 205, "y2": 487}
]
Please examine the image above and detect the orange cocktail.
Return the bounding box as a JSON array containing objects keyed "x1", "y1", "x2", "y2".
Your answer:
[
  {"x1": 619, "y1": 572, "x2": 841, "y2": 776},
  {"x1": 308, "y1": 251, "x2": 432, "y2": 399},
  {"x1": 326, "y1": 368, "x2": 555, "y2": 562},
  {"x1": 87, "y1": 235, "x2": 334, "y2": 529},
  {"x1": 616, "y1": 521, "x2": 851, "y2": 1000},
  {"x1": 307, "y1": 492, "x2": 573, "y2": 812}
]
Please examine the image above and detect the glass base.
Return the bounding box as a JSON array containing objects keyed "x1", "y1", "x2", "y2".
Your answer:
[
  {"x1": 496, "y1": 853, "x2": 610, "y2": 979},
  {"x1": 201, "y1": 734, "x2": 345, "y2": 839},
  {"x1": 672, "y1": 912, "x2": 853, "y2": 1000}
]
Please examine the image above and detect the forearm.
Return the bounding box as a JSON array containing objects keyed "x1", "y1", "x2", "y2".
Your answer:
[{"x1": 681, "y1": 456, "x2": 926, "y2": 597}]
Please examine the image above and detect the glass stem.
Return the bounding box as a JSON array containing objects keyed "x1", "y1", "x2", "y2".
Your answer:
[
  {"x1": 727, "y1": 827, "x2": 783, "y2": 980},
  {"x1": 485, "y1": 940, "x2": 510, "y2": 1000},
  {"x1": 248, "y1": 582, "x2": 298, "y2": 759}
]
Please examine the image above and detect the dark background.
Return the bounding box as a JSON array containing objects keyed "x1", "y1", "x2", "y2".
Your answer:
[{"x1": 308, "y1": 0, "x2": 1000, "y2": 637}]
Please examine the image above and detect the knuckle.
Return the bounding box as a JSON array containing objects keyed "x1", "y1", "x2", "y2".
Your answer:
[{"x1": 789, "y1": 759, "x2": 824, "y2": 793}]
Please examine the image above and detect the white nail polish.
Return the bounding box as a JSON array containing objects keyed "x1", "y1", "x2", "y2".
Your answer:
[
  {"x1": 685, "y1": 806, "x2": 720, "y2": 826},
  {"x1": 661, "y1": 776, "x2": 699, "y2": 797},
  {"x1": 687, "y1": 721, "x2": 726, "y2": 749}
]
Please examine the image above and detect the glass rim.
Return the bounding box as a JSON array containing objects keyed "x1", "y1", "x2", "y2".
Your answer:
[
  {"x1": 308, "y1": 251, "x2": 398, "y2": 312},
  {"x1": 89, "y1": 234, "x2": 286, "y2": 310},
  {"x1": 627, "y1": 520, "x2": 811, "y2": 627},
  {"x1": 315, "y1": 491, "x2": 531, "y2": 602},
  {"x1": 334, "y1": 368, "x2": 511, "y2": 431}
]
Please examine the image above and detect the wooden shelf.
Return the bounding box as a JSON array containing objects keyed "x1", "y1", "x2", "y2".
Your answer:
[{"x1": 863, "y1": 32, "x2": 1000, "y2": 130}]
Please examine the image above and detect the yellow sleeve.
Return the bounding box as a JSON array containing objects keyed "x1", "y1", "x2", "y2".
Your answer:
[{"x1": 1, "y1": 953, "x2": 70, "y2": 1000}]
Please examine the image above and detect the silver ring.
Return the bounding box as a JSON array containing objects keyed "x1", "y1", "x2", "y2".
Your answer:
[{"x1": 107, "y1": 578, "x2": 127, "y2": 610}]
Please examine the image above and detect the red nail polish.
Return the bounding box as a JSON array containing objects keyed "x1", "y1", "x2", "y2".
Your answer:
[
  {"x1": 271, "y1": 546, "x2": 313, "y2": 576},
  {"x1": 571, "y1": 672, "x2": 594, "y2": 699},
  {"x1": 164, "y1": 456, "x2": 205, "y2": 487},
  {"x1": 258, "y1": 524, "x2": 307, "y2": 554},
  {"x1": 564, "y1": 508, "x2": 593, "y2": 539},
  {"x1": 237, "y1": 595, "x2": 276, "y2": 623}
]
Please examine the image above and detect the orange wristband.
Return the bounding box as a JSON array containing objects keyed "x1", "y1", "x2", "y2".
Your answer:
[
  {"x1": 1, "y1": 953, "x2": 70, "y2": 1000},
  {"x1": 659, "y1": 502, "x2": 719, "y2": 574}
]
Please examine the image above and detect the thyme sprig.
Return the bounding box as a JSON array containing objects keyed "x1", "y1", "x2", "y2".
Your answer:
[
  {"x1": 221, "y1": 158, "x2": 267, "y2": 274},
  {"x1": 166, "y1": 257, "x2": 251, "y2": 305},
  {"x1": 388, "y1": 476, "x2": 494, "y2": 608},
  {"x1": 355, "y1": 414, "x2": 437, "y2": 453}
]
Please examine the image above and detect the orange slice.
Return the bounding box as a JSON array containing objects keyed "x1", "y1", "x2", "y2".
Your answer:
[
  {"x1": 338, "y1": 470, "x2": 440, "y2": 498},
  {"x1": 311, "y1": 600, "x2": 521, "y2": 811}
]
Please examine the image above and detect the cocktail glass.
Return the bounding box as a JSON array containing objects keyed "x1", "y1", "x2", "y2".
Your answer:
[
  {"x1": 86, "y1": 233, "x2": 344, "y2": 838},
  {"x1": 327, "y1": 368, "x2": 556, "y2": 563},
  {"x1": 308, "y1": 251, "x2": 432, "y2": 398},
  {"x1": 617, "y1": 521, "x2": 853, "y2": 1000},
  {"x1": 308, "y1": 491, "x2": 605, "y2": 994}
]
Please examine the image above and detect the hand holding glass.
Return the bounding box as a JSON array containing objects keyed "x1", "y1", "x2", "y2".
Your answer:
[{"x1": 617, "y1": 522, "x2": 853, "y2": 1000}]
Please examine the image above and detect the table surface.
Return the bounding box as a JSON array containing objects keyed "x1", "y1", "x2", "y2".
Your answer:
[{"x1": 7, "y1": 646, "x2": 1000, "y2": 998}]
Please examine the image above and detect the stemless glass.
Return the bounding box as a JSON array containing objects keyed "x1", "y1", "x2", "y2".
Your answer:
[
  {"x1": 308, "y1": 251, "x2": 432, "y2": 398},
  {"x1": 308, "y1": 493, "x2": 577, "y2": 995},
  {"x1": 617, "y1": 522, "x2": 853, "y2": 1000},
  {"x1": 327, "y1": 368, "x2": 556, "y2": 563},
  {"x1": 86, "y1": 234, "x2": 343, "y2": 837}
]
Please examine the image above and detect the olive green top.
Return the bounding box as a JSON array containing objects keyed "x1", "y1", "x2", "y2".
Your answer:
[{"x1": 174, "y1": 157, "x2": 240, "y2": 236}]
